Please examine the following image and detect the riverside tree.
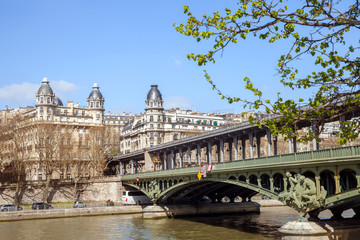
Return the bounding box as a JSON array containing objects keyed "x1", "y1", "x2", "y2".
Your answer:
[{"x1": 175, "y1": 0, "x2": 360, "y2": 144}]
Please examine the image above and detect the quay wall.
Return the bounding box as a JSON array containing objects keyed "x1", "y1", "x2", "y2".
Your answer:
[
  {"x1": 0, "y1": 176, "x2": 123, "y2": 204},
  {"x1": 0, "y1": 205, "x2": 143, "y2": 221}
]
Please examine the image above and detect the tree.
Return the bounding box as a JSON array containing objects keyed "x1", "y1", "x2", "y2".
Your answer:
[
  {"x1": 0, "y1": 114, "x2": 30, "y2": 205},
  {"x1": 175, "y1": 0, "x2": 360, "y2": 144},
  {"x1": 33, "y1": 123, "x2": 62, "y2": 202}
]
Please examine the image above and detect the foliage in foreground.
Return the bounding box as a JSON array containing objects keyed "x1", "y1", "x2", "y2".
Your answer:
[{"x1": 175, "y1": 0, "x2": 360, "y2": 144}]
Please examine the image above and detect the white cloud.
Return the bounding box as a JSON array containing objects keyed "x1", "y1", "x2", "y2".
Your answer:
[
  {"x1": 0, "y1": 79, "x2": 79, "y2": 106},
  {"x1": 164, "y1": 96, "x2": 192, "y2": 110},
  {"x1": 51, "y1": 79, "x2": 78, "y2": 93},
  {"x1": 174, "y1": 59, "x2": 181, "y2": 66},
  {"x1": 0, "y1": 82, "x2": 39, "y2": 104}
]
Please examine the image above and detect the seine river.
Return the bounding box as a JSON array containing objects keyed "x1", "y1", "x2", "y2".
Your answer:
[{"x1": 0, "y1": 206, "x2": 359, "y2": 240}]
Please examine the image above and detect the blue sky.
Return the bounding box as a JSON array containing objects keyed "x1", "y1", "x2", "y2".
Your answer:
[{"x1": 0, "y1": 1, "x2": 347, "y2": 114}]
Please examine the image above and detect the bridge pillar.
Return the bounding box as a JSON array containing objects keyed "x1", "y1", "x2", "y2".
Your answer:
[
  {"x1": 229, "y1": 140, "x2": 233, "y2": 161},
  {"x1": 256, "y1": 135, "x2": 261, "y2": 158},
  {"x1": 207, "y1": 142, "x2": 212, "y2": 164},
  {"x1": 233, "y1": 136, "x2": 238, "y2": 161},
  {"x1": 220, "y1": 138, "x2": 224, "y2": 163},
  {"x1": 163, "y1": 152, "x2": 167, "y2": 170},
  {"x1": 273, "y1": 136, "x2": 278, "y2": 156},
  {"x1": 241, "y1": 138, "x2": 246, "y2": 160},
  {"x1": 311, "y1": 121, "x2": 319, "y2": 151},
  {"x1": 171, "y1": 150, "x2": 174, "y2": 169},
  {"x1": 156, "y1": 152, "x2": 160, "y2": 171},
  {"x1": 197, "y1": 144, "x2": 201, "y2": 166},
  {"x1": 178, "y1": 148, "x2": 183, "y2": 168},
  {"x1": 187, "y1": 146, "x2": 191, "y2": 166},
  {"x1": 266, "y1": 130, "x2": 272, "y2": 156},
  {"x1": 249, "y1": 132, "x2": 254, "y2": 158},
  {"x1": 288, "y1": 139, "x2": 293, "y2": 153}
]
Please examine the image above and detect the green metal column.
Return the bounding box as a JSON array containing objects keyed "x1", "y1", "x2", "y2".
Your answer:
[{"x1": 270, "y1": 177, "x2": 274, "y2": 192}]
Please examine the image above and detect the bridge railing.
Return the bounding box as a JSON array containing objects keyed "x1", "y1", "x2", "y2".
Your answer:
[{"x1": 122, "y1": 145, "x2": 360, "y2": 179}]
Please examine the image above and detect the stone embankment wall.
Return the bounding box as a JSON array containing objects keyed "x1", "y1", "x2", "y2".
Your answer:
[
  {"x1": 0, "y1": 176, "x2": 123, "y2": 204},
  {"x1": 0, "y1": 205, "x2": 143, "y2": 221}
]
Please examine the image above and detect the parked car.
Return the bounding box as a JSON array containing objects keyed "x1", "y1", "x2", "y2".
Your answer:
[
  {"x1": 31, "y1": 202, "x2": 53, "y2": 210},
  {"x1": 0, "y1": 204, "x2": 23, "y2": 212},
  {"x1": 73, "y1": 201, "x2": 86, "y2": 208}
]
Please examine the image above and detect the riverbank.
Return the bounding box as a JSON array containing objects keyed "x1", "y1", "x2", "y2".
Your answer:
[
  {"x1": 0, "y1": 201, "x2": 265, "y2": 222},
  {"x1": 0, "y1": 205, "x2": 144, "y2": 221}
]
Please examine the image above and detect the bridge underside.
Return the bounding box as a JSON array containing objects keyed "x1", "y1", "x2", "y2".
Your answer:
[{"x1": 156, "y1": 181, "x2": 258, "y2": 205}]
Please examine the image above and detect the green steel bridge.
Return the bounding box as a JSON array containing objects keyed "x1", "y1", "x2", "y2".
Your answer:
[{"x1": 121, "y1": 145, "x2": 360, "y2": 218}]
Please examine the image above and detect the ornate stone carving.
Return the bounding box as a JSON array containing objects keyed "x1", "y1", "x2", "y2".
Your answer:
[
  {"x1": 279, "y1": 172, "x2": 327, "y2": 217},
  {"x1": 148, "y1": 180, "x2": 159, "y2": 200}
]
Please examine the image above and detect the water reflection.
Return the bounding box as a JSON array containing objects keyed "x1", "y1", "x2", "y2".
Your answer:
[{"x1": 0, "y1": 206, "x2": 359, "y2": 240}]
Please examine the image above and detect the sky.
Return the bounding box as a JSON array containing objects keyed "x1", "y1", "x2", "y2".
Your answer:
[{"x1": 0, "y1": 1, "x2": 351, "y2": 115}]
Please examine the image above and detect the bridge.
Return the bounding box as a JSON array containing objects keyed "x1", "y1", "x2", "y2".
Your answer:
[{"x1": 121, "y1": 144, "x2": 360, "y2": 219}]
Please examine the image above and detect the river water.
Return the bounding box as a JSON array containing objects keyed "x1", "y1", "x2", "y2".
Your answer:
[{"x1": 0, "y1": 206, "x2": 359, "y2": 240}]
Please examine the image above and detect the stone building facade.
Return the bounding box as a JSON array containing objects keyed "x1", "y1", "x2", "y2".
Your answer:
[
  {"x1": 119, "y1": 85, "x2": 240, "y2": 154},
  {"x1": 0, "y1": 78, "x2": 122, "y2": 184}
]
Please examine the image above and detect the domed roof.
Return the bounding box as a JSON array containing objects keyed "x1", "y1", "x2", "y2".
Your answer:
[
  {"x1": 54, "y1": 96, "x2": 63, "y2": 106},
  {"x1": 37, "y1": 77, "x2": 54, "y2": 95},
  {"x1": 146, "y1": 85, "x2": 162, "y2": 101},
  {"x1": 88, "y1": 83, "x2": 103, "y2": 100}
]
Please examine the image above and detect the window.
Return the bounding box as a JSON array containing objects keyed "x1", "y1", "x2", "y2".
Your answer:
[
  {"x1": 158, "y1": 124, "x2": 160, "y2": 128},
  {"x1": 57, "y1": 109, "x2": 61, "y2": 115},
  {"x1": 64, "y1": 110, "x2": 68, "y2": 116},
  {"x1": 150, "y1": 132, "x2": 154, "y2": 137},
  {"x1": 96, "y1": 102, "x2": 99, "y2": 108},
  {"x1": 172, "y1": 125, "x2": 175, "y2": 129},
  {"x1": 75, "y1": 110, "x2": 78, "y2": 116},
  {"x1": 150, "y1": 102, "x2": 153, "y2": 107},
  {"x1": 82, "y1": 111, "x2": 85, "y2": 116},
  {"x1": 47, "y1": 107, "x2": 51, "y2": 114},
  {"x1": 67, "y1": 173, "x2": 71, "y2": 179},
  {"x1": 40, "y1": 107, "x2": 44, "y2": 114},
  {"x1": 150, "y1": 124, "x2": 153, "y2": 129},
  {"x1": 90, "y1": 102, "x2": 93, "y2": 108},
  {"x1": 38, "y1": 174, "x2": 42, "y2": 181},
  {"x1": 47, "y1": 116, "x2": 50, "y2": 121},
  {"x1": 47, "y1": 97, "x2": 50, "y2": 103},
  {"x1": 150, "y1": 116, "x2": 153, "y2": 121},
  {"x1": 40, "y1": 97, "x2": 44, "y2": 103},
  {"x1": 157, "y1": 116, "x2": 161, "y2": 122}
]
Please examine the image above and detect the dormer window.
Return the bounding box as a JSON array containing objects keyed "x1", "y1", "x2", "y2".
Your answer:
[
  {"x1": 40, "y1": 97, "x2": 44, "y2": 103},
  {"x1": 47, "y1": 97, "x2": 50, "y2": 104},
  {"x1": 96, "y1": 102, "x2": 99, "y2": 108},
  {"x1": 90, "y1": 102, "x2": 93, "y2": 108}
]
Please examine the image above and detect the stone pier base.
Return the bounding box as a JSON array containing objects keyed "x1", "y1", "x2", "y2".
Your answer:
[
  {"x1": 143, "y1": 202, "x2": 260, "y2": 219},
  {"x1": 279, "y1": 221, "x2": 334, "y2": 235}
]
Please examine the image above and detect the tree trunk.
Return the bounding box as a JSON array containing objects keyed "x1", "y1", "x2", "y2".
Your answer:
[
  {"x1": 14, "y1": 174, "x2": 21, "y2": 205},
  {"x1": 43, "y1": 173, "x2": 51, "y2": 203},
  {"x1": 73, "y1": 177, "x2": 80, "y2": 201}
]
